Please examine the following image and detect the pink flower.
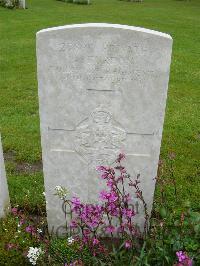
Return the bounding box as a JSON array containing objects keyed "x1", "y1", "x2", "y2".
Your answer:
[
  {"x1": 107, "y1": 203, "x2": 119, "y2": 216},
  {"x1": 99, "y1": 191, "x2": 118, "y2": 202},
  {"x1": 87, "y1": 220, "x2": 99, "y2": 229},
  {"x1": 83, "y1": 236, "x2": 89, "y2": 244},
  {"x1": 92, "y1": 238, "x2": 100, "y2": 245},
  {"x1": 19, "y1": 218, "x2": 25, "y2": 225},
  {"x1": 25, "y1": 225, "x2": 35, "y2": 234},
  {"x1": 71, "y1": 197, "x2": 81, "y2": 206},
  {"x1": 107, "y1": 173, "x2": 114, "y2": 179},
  {"x1": 70, "y1": 220, "x2": 78, "y2": 229},
  {"x1": 122, "y1": 208, "x2": 135, "y2": 218},
  {"x1": 11, "y1": 207, "x2": 18, "y2": 216},
  {"x1": 105, "y1": 225, "x2": 116, "y2": 233},
  {"x1": 106, "y1": 180, "x2": 114, "y2": 188},
  {"x1": 99, "y1": 190, "x2": 108, "y2": 200},
  {"x1": 96, "y1": 165, "x2": 107, "y2": 172},
  {"x1": 71, "y1": 197, "x2": 83, "y2": 214},
  {"x1": 176, "y1": 251, "x2": 193, "y2": 266},
  {"x1": 124, "y1": 240, "x2": 132, "y2": 249},
  {"x1": 96, "y1": 166, "x2": 115, "y2": 180},
  {"x1": 101, "y1": 173, "x2": 109, "y2": 179},
  {"x1": 83, "y1": 229, "x2": 90, "y2": 235},
  {"x1": 176, "y1": 251, "x2": 187, "y2": 262},
  {"x1": 108, "y1": 191, "x2": 118, "y2": 202}
]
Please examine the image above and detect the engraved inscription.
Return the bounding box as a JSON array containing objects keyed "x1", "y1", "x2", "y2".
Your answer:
[
  {"x1": 47, "y1": 39, "x2": 156, "y2": 92},
  {"x1": 48, "y1": 65, "x2": 155, "y2": 91},
  {"x1": 49, "y1": 41, "x2": 150, "y2": 55}
]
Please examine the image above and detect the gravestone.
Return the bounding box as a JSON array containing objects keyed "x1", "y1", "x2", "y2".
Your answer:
[
  {"x1": 36, "y1": 23, "x2": 172, "y2": 234},
  {"x1": 0, "y1": 134, "x2": 10, "y2": 218},
  {"x1": 73, "y1": 0, "x2": 90, "y2": 4},
  {"x1": 19, "y1": 0, "x2": 26, "y2": 9},
  {"x1": 4, "y1": 0, "x2": 25, "y2": 8}
]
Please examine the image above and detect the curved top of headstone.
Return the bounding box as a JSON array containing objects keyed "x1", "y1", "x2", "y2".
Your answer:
[{"x1": 37, "y1": 23, "x2": 172, "y2": 40}]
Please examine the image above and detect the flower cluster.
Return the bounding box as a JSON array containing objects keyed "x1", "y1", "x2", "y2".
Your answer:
[
  {"x1": 69, "y1": 198, "x2": 105, "y2": 255},
  {"x1": 70, "y1": 199, "x2": 104, "y2": 231},
  {"x1": 176, "y1": 251, "x2": 193, "y2": 266},
  {"x1": 54, "y1": 186, "x2": 68, "y2": 200},
  {"x1": 27, "y1": 247, "x2": 43, "y2": 265},
  {"x1": 6, "y1": 206, "x2": 48, "y2": 265},
  {"x1": 56, "y1": 153, "x2": 146, "y2": 254},
  {"x1": 97, "y1": 158, "x2": 137, "y2": 240},
  {"x1": 67, "y1": 236, "x2": 74, "y2": 245}
]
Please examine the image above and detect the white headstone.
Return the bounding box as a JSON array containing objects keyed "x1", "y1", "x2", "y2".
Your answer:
[
  {"x1": 19, "y1": 0, "x2": 25, "y2": 9},
  {"x1": 36, "y1": 23, "x2": 172, "y2": 234},
  {"x1": 0, "y1": 134, "x2": 10, "y2": 218},
  {"x1": 73, "y1": 0, "x2": 90, "y2": 4}
]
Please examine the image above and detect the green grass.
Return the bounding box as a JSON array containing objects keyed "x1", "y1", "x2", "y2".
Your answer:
[{"x1": 0, "y1": 0, "x2": 199, "y2": 211}]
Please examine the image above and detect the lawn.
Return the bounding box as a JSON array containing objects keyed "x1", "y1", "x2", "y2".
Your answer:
[{"x1": 0, "y1": 0, "x2": 199, "y2": 213}]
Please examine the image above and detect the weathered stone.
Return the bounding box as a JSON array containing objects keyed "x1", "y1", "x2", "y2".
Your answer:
[
  {"x1": 19, "y1": 0, "x2": 26, "y2": 9},
  {"x1": 0, "y1": 134, "x2": 10, "y2": 218},
  {"x1": 36, "y1": 23, "x2": 172, "y2": 234}
]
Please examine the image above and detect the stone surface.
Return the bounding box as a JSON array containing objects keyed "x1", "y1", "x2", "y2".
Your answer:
[
  {"x1": 36, "y1": 23, "x2": 172, "y2": 234},
  {"x1": 73, "y1": 0, "x2": 90, "y2": 4},
  {"x1": 19, "y1": 0, "x2": 26, "y2": 9},
  {"x1": 0, "y1": 134, "x2": 10, "y2": 218}
]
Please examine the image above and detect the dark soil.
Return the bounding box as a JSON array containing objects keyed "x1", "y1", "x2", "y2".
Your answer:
[{"x1": 4, "y1": 150, "x2": 42, "y2": 174}]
